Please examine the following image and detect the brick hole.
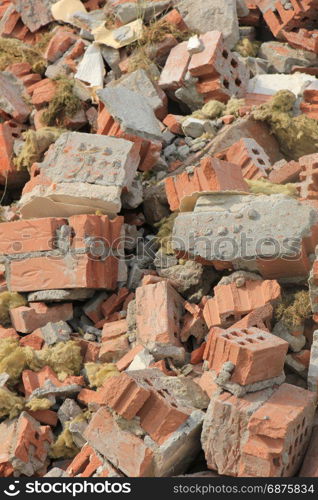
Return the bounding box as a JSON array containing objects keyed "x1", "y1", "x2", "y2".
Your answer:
[
  {"x1": 291, "y1": 455, "x2": 296, "y2": 466},
  {"x1": 304, "y1": 427, "x2": 308, "y2": 436},
  {"x1": 258, "y1": 158, "x2": 265, "y2": 166},
  {"x1": 234, "y1": 78, "x2": 242, "y2": 87},
  {"x1": 289, "y1": 445, "x2": 292, "y2": 454},
  {"x1": 218, "y1": 154, "x2": 226, "y2": 160},
  {"x1": 273, "y1": 457, "x2": 280, "y2": 467},
  {"x1": 295, "y1": 437, "x2": 299, "y2": 446},
  {"x1": 257, "y1": 336, "x2": 266, "y2": 341},
  {"x1": 223, "y1": 334, "x2": 232, "y2": 339},
  {"x1": 223, "y1": 79, "x2": 229, "y2": 89},
  {"x1": 252, "y1": 149, "x2": 259, "y2": 155},
  {"x1": 230, "y1": 332, "x2": 242, "y2": 337},
  {"x1": 237, "y1": 341, "x2": 247, "y2": 345},
  {"x1": 145, "y1": 379, "x2": 153, "y2": 387},
  {"x1": 301, "y1": 417, "x2": 306, "y2": 428},
  {"x1": 230, "y1": 59, "x2": 238, "y2": 68},
  {"x1": 170, "y1": 401, "x2": 178, "y2": 408},
  {"x1": 246, "y1": 338, "x2": 257, "y2": 343},
  {"x1": 297, "y1": 423, "x2": 301, "y2": 431},
  {"x1": 222, "y1": 49, "x2": 229, "y2": 59},
  {"x1": 34, "y1": 431, "x2": 40, "y2": 439}
]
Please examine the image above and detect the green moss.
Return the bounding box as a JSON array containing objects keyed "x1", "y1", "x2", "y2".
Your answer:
[
  {"x1": 234, "y1": 38, "x2": 260, "y2": 58},
  {"x1": 253, "y1": 90, "x2": 318, "y2": 160},
  {"x1": 247, "y1": 178, "x2": 298, "y2": 197},
  {"x1": 274, "y1": 290, "x2": 311, "y2": 328},
  {"x1": 41, "y1": 78, "x2": 81, "y2": 127},
  {"x1": 0, "y1": 291, "x2": 27, "y2": 326},
  {"x1": 0, "y1": 37, "x2": 46, "y2": 74},
  {"x1": 154, "y1": 212, "x2": 178, "y2": 255},
  {"x1": 14, "y1": 127, "x2": 65, "y2": 171}
]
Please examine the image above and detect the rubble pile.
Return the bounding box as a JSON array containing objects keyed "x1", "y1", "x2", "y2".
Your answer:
[{"x1": 0, "y1": 0, "x2": 318, "y2": 478}]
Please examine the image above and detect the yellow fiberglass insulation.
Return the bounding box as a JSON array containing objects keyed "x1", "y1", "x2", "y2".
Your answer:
[
  {"x1": 247, "y1": 178, "x2": 298, "y2": 197},
  {"x1": 0, "y1": 291, "x2": 27, "y2": 326},
  {"x1": 85, "y1": 362, "x2": 119, "y2": 388},
  {"x1": 0, "y1": 387, "x2": 24, "y2": 419},
  {"x1": 26, "y1": 398, "x2": 53, "y2": 412},
  {"x1": 253, "y1": 90, "x2": 318, "y2": 160}
]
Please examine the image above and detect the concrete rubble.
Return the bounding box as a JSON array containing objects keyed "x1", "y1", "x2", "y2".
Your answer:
[{"x1": 0, "y1": 0, "x2": 317, "y2": 480}]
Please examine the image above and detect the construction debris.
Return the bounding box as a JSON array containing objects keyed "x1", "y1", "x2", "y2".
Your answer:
[{"x1": 0, "y1": 0, "x2": 318, "y2": 480}]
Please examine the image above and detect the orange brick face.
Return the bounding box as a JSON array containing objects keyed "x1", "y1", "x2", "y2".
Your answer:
[
  {"x1": 165, "y1": 157, "x2": 249, "y2": 211},
  {"x1": 204, "y1": 326, "x2": 288, "y2": 385},
  {"x1": 135, "y1": 281, "x2": 185, "y2": 347}
]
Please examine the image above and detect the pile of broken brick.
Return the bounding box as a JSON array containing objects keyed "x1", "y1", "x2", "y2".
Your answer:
[{"x1": 1, "y1": 0, "x2": 318, "y2": 479}]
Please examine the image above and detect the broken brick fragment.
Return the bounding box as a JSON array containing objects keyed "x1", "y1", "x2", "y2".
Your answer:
[{"x1": 165, "y1": 157, "x2": 249, "y2": 211}]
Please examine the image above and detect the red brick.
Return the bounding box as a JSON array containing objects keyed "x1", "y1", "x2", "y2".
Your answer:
[
  {"x1": 96, "y1": 372, "x2": 151, "y2": 419},
  {"x1": 165, "y1": 156, "x2": 249, "y2": 211},
  {"x1": 203, "y1": 279, "x2": 281, "y2": 329},
  {"x1": 31, "y1": 79, "x2": 57, "y2": 108},
  {"x1": 135, "y1": 280, "x2": 185, "y2": 348},
  {"x1": 67, "y1": 444, "x2": 105, "y2": 477},
  {"x1": 0, "y1": 120, "x2": 29, "y2": 186},
  {"x1": 27, "y1": 409, "x2": 58, "y2": 427},
  {"x1": 98, "y1": 335, "x2": 129, "y2": 363},
  {"x1": 10, "y1": 302, "x2": 73, "y2": 334},
  {"x1": 203, "y1": 383, "x2": 316, "y2": 477},
  {"x1": 0, "y1": 411, "x2": 52, "y2": 477},
  {"x1": 163, "y1": 114, "x2": 184, "y2": 135},
  {"x1": 158, "y1": 41, "x2": 190, "y2": 90},
  {"x1": 269, "y1": 160, "x2": 301, "y2": 184},
  {"x1": 203, "y1": 326, "x2": 288, "y2": 386},
  {"x1": 84, "y1": 407, "x2": 154, "y2": 477},
  {"x1": 216, "y1": 138, "x2": 271, "y2": 180},
  {"x1": 44, "y1": 29, "x2": 78, "y2": 63},
  {"x1": 9, "y1": 254, "x2": 120, "y2": 293},
  {"x1": 260, "y1": 0, "x2": 318, "y2": 39},
  {"x1": 0, "y1": 326, "x2": 18, "y2": 340},
  {"x1": 0, "y1": 217, "x2": 66, "y2": 255},
  {"x1": 22, "y1": 365, "x2": 84, "y2": 398},
  {"x1": 298, "y1": 153, "x2": 318, "y2": 200},
  {"x1": 19, "y1": 329, "x2": 44, "y2": 350},
  {"x1": 116, "y1": 344, "x2": 144, "y2": 371}
]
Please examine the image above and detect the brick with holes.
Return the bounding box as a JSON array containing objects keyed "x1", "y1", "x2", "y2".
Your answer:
[
  {"x1": 297, "y1": 153, "x2": 318, "y2": 200},
  {"x1": 216, "y1": 138, "x2": 272, "y2": 180},
  {"x1": 258, "y1": 0, "x2": 318, "y2": 39},
  {"x1": 203, "y1": 326, "x2": 288, "y2": 386},
  {"x1": 159, "y1": 31, "x2": 249, "y2": 104},
  {"x1": 165, "y1": 156, "x2": 249, "y2": 211},
  {"x1": 202, "y1": 383, "x2": 316, "y2": 477},
  {"x1": 0, "y1": 411, "x2": 53, "y2": 477}
]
